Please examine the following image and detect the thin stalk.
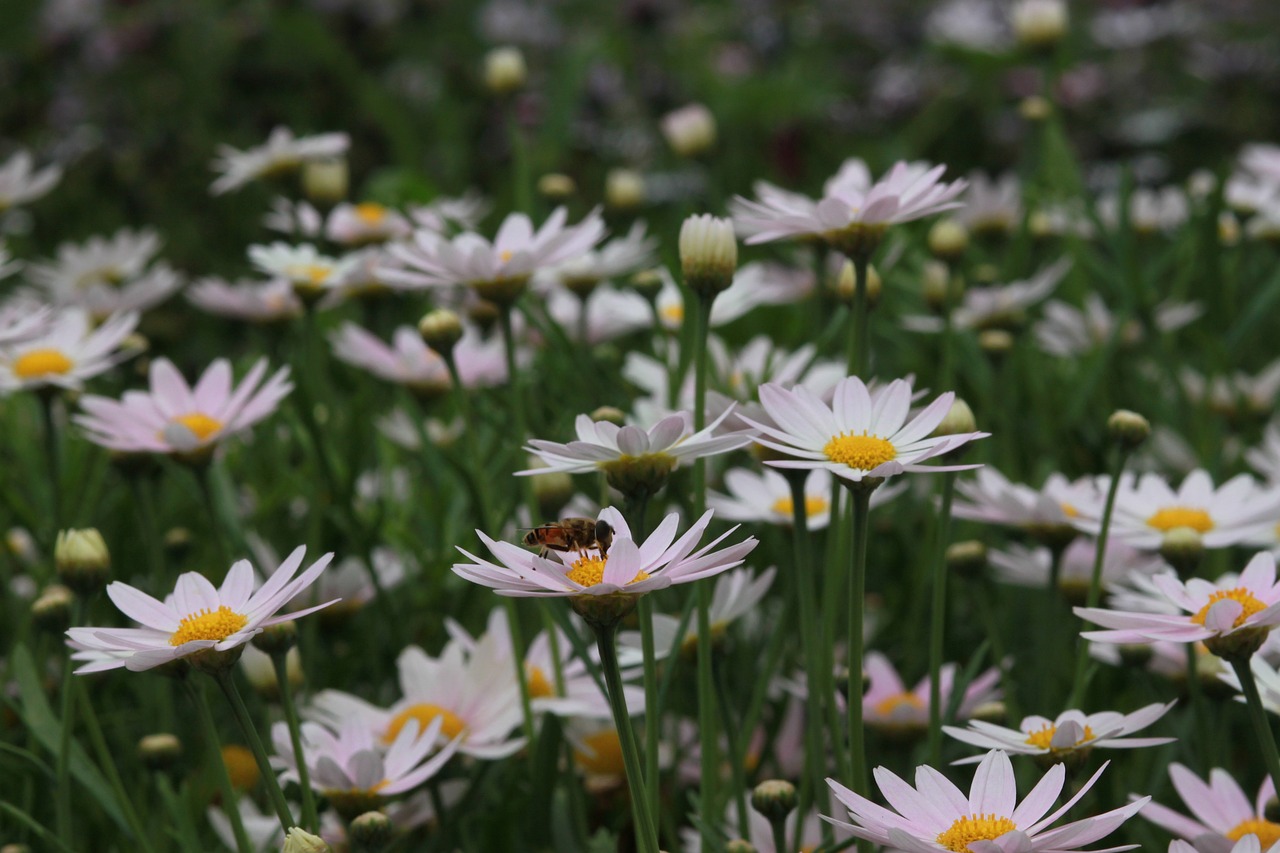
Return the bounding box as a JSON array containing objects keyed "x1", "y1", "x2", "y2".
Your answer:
[
  {"x1": 691, "y1": 293, "x2": 718, "y2": 842},
  {"x1": 503, "y1": 598, "x2": 538, "y2": 747},
  {"x1": 1068, "y1": 449, "x2": 1128, "y2": 707},
  {"x1": 155, "y1": 773, "x2": 200, "y2": 852},
  {"x1": 845, "y1": 486, "x2": 874, "y2": 803},
  {"x1": 78, "y1": 687, "x2": 156, "y2": 853},
  {"x1": 55, "y1": 600, "x2": 82, "y2": 845},
  {"x1": 297, "y1": 309, "x2": 344, "y2": 510},
  {"x1": 196, "y1": 466, "x2": 231, "y2": 568},
  {"x1": 714, "y1": 661, "x2": 750, "y2": 840},
  {"x1": 638, "y1": 596, "x2": 660, "y2": 822},
  {"x1": 938, "y1": 264, "x2": 957, "y2": 391},
  {"x1": 40, "y1": 392, "x2": 62, "y2": 542},
  {"x1": 507, "y1": 108, "x2": 532, "y2": 215},
  {"x1": 271, "y1": 651, "x2": 317, "y2": 831},
  {"x1": 594, "y1": 622, "x2": 660, "y2": 853},
  {"x1": 927, "y1": 471, "x2": 958, "y2": 766},
  {"x1": 212, "y1": 670, "x2": 295, "y2": 832},
  {"x1": 187, "y1": 681, "x2": 253, "y2": 853},
  {"x1": 1230, "y1": 656, "x2": 1280, "y2": 802},
  {"x1": 847, "y1": 254, "x2": 872, "y2": 377},
  {"x1": 499, "y1": 305, "x2": 540, "y2": 525},
  {"x1": 128, "y1": 475, "x2": 165, "y2": 585},
  {"x1": 771, "y1": 817, "x2": 791, "y2": 853},
  {"x1": 1184, "y1": 644, "x2": 1210, "y2": 773}
]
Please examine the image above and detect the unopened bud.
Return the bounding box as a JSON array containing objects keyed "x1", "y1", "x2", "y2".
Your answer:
[
  {"x1": 1107, "y1": 409, "x2": 1150, "y2": 450},
  {"x1": 483, "y1": 46, "x2": 527, "y2": 96},
  {"x1": 679, "y1": 214, "x2": 737, "y2": 297},
  {"x1": 928, "y1": 219, "x2": 969, "y2": 261},
  {"x1": 630, "y1": 268, "x2": 664, "y2": 297},
  {"x1": 164, "y1": 527, "x2": 193, "y2": 562},
  {"x1": 591, "y1": 406, "x2": 627, "y2": 426},
  {"x1": 138, "y1": 733, "x2": 183, "y2": 772},
  {"x1": 532, "y1": 470, "x2": 575, "y2": 518},
  {"x1": 946, "y1": 540, "x2": 988, "y2": 578},
  {"x1": 302, "y1": 157, "x2": 349, "y2": 206},
  {"x1": 751, "y1": 779, "x2": 798, "y2": 822},
  {"x1": 971, "y1": 700, "x2": 1007, "y2": 724},
  {"x1": 978, "y1": 329, "x2": 1014, "y2": 356},
  {"x1": 932, "y1": 398, "x2": 977, "y2": 437},
  {"x1": 1019, "y1": 96, "x2": 1053, "y2": 122},
  {"x1": 55, "y1": 528, "x2": 110, "y2": 596},
  {"x1": 922, "y1": 261, "x2": 960, "y2": 313},
  {"x1": 834, "y1": 260, "x2": 882, "y2": 307},
  {"x1": 252, "y1": 620, "x2": 299, "y2": 656},
  {"x1": 1012, "y1": 0, "x2": 1068, "y2": 50},
  {"x1": 660, "y1": 104, "x2": 717, "y2": 159},
  {"x1": 283, "y1": 827, "x2": 331, "y2": 853},
  {"x1": 724, "y1": 842, "x2": 757, "y2": 853},
  {"x1": 32, "y1": 584, "x2": 74, "y2": 633},
  {"x1": 1159, "y1": 527, "x2": 1204, "y2": 577},
  {"x1": 606, "y1": 169, "x2": 645, "y2": 212},
  {"x1": 418, "y1": 309, "x2": 464, "y2": 357},
  {"x1": 350, "y1": 811, "x2": 394, "y2": 851},
  {"x1": 537, "y1": 173, "x2": 576, "y2": 201}
]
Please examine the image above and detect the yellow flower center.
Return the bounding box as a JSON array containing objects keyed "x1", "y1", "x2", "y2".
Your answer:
[
  {"x1": 288, "y1": 263, "x2": 335, "y2": 285},
  {"x1": 169, "y1": 605, "x2": 248, "y2": 646},
  {"x1": 384, "y1": 703, "x2": 468, "y2": 744},
  {"x1": 873, "y1": 692, "x2": 924, "y2": 717},
  {"x1": 354, "y1": 202, "x2": 387, "y2": 224},
  {"x1": 1060, "y1": 502, "x2": 1079, "y2": 518},
  {"x1": 565, "y1": 555, "x2": 650, "y2": 588},
  {"x1": 171, "y1": 413, "x2": 223, "y2": 441},
  {"x1": 661, "y1": 303, "x2": 684, "y2": 325},
  {"x1": 1146, "y1": 506, "x2": 1215, "y2": 533},
  {"x1": 1192, "y1": 588, "x2": 1267, "y2": 628},
  {"x1": 1023, "y1": 723, "x2": 1095, "y2": 751},
  {"x1": 936, "y1": 814, "x2": 1019, "y2": 851},
  {"x1": 13, "y1": 348, "x2": 73, "y2": 379},
  {"x1": 221, "y1": 744, "x2": 260, "y2": 791},
  {"x1": 499, "y1": 249, "x2": 514, "y2": 263},
  {"x1": 823, "y1": 432, "x2": 897, "y2": 470},
  {"x1": 527, "y1": 665, "x2": 555, "y2": 699},
  {"x1": 1227, "y1": 818, "x2": 1280, "y2": 846},
  {"x1": 574, "y1": 730, "x2": 625, "y2": 776},
  {"x1": 770, "y1": 495, "x2": 830, "y2": 519}
]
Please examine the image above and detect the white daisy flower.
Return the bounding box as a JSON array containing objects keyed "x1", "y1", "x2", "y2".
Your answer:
[
  {"x1": 543, "y1": 221, "x2": 657, "y2": 292},
  {"x1": 65, "y1": 546, "x2": 335, "y2": 673},
  {"x1": 709, "y1": 466, "x2": 906, "y2": 530},
  {"x1": 953, "y1": 467, "x2": 1093, "y2": 533},
  {"x1": 406, "y1": 191, "x2": 491, "y2": 234},
  {"x1": 631, "y1": 566, "x2": 776, "y2": 660},
  {"x1": 187, "y1": 277, "x2": 302, "y2": 324},
  {"x1": 210, "y1": 127, "x2": 350, "y2": 196},
  {"x1": 543, "y1": 285, "x2": 653, "y2": 344},
  {"x1": 0, "y1": 297, "x2": 51, "y2": 347},
  {"x1": 263, "y1": 197, "x2": 323, "y2": 238},
  {"x1": 248, "y1": 242, "x2": 359, "y2": 298},
  {"x1": 744, "y1": 376, "x2": 987, "y2": 485},
  {"x1": 325, "y1": 202, "x2": 412, "y2": 246},
  {"x1": 1098, "y1": 186, "x2": 1189, "y2": 235},
  {"x1": 1247, "y1": 423, "x2": 1280, "y2": 485},
  {"x1": 1034, "y1": 293, "x2": 1201, "y2": 358},
  {"x1": 329, "y1": 323, "x2": 450, "y2": 395},
  {"x1": 902, "y1": 257, "x2": 1071, "y2": 333},
  {"x1": 0, "y1": 243, "x2": 23, "y2": 282},
  {"x1": 958, "y1": 172, "x2": 1023, "y2": 236},
  {"x1": 944, "y1": 702, "x2": 1176, "y2": 764},
  {"x1": 989, "y1": 538, "x2": 1166, "y2": 603},
  {"x1": 29, "y1": 228, "x2": 181, "y2": 319},
  {"x1": 654, "y1": 263, "x2": 812, "y2": 332},
  {"x1": 0, "y1": 308, "x2": 138, "y2": 394},
  {"x1": 0, "y1": 149, "x2": 62, "y2": 210},
  {"x1": 1181, "y1": 360, "x2": 1280, "y2": 421}
]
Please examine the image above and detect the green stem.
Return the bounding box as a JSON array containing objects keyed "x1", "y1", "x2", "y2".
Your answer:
[
  {"x1": 714, "y1": 661, "x2": 750, "y2": 839},
  {"x1": 845, "y1": 486, "x2": 874, "y2": 804},
  {"x1": 927, "y1": 472, "x2": 958, "y2": 766},
  {"x1": 503, "y1": 598, "x2": 538, "y2": 747},
  {"x1": 1230, "y1": 656, "x2": 1280, "y2": 802},
  {"x1": 771, "y1": 816, "x2": 791, "y2": 853},
  {"x1": 938, "y1": 264, "x2": 957, "y2": 391},
  {"x1": 691, "y1": 293, "x2": 718, "y2": 843},
  {"x1": 847, "y1": 254, "x2": 872, "y2": 377},
  {"x1": 1068, "y1": 449, "x2": 1128, "y2": 707},
  {"x1": 39, "y1": 391, "x2": 62, "y2": 543},
  {"x1": 594, "y1": 622, "x2": 660, "y2": 853},
  {"x1": 155, "y1": 773, "x2": 200, "y2": 852},
  {"x1": 441, "y1": 352, "x2": 490, "y2": 529},
  {"x1": 78, "y1": 687, "x2": 156, "y2": 853},
  {"x1": 272, "y1": 651, "x2": 317, "y2": 831},
  {"x1": 128, "y1": 475, "x2": 165, "y2": 585},
  {"x1": 507, "y1": 107, "x2": 532, "y2": 215},
  {"x1": 55, "y1": 600, "x2": 81, "y2": 846},
  {"x1": 195, "y1": 466, "x2": 231, "y2": 568},
  {"x1": 187, "y1": 681, "x2": 254, "y2": 853},
  {"x1": 212, "y1": 670, "x2": 295, "y2": 832},
  {"x1": 499, "y1": 305, "x2": 540, "y2": 525},
  {"x1": 638, "y1": 596, "x2": 660, "y2": 822}
]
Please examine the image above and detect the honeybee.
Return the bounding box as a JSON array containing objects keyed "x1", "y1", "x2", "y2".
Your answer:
[{"x1": 522, "y1": 518, "x2": 614, "y2": 559}]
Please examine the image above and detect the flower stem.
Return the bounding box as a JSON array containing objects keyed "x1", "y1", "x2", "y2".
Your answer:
[
  {"x1": 770, "y1": 815, "x2": 790, "y2": 853},
  {"x1": 1230, "y1": 656, "x2": 1280, "y2": 801},
  {"x1": 271, "y1": 651, "x2": 317, "y2": 831},
  {"x1": 78, "y1": 686, "x2": 156, "y2": 853},
  {"x1": 846, "y1": 485, "x2": 874, "y2": 802},
  {"x1": 503, "y1": 598, "x2": 538, "y2": 747},
  {"x1": 186, "y1": 680, "x2": 254, "y2": 853},
  {"x1": 593, "y1": 621, "x2": 660, "y2": 853},
  {"x1": 847, "y1": 254, "x2": 872, "y2": 377},
  {"x1": 637, "y1": 596, "x2": 660, "y2": 821},
  {"x1": 1068, "y1": 448, "x2": 1128, "y2": 707},
  {"x1": 196, "y1": 466, "x2": 231, "y2": 568},
  {"x1": 212, "y1": 670, "x2": 295, "y2": 832},
  {"x1": 39, "y1": 391, "x2": 61, "y2": 543},
  {"x1": 927, "y1": 471, "x2": 958, "y2": 766},
  {"x1": 55, "y1": 600, "x2": 81, "y2": 846},
  {"x1": 128, "y1": 474, "x2": 165, "y2": 586}
]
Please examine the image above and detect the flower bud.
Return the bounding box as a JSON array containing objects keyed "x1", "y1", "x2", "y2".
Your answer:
[
  {"x1": 928, "y1": 219, "x2": 969, "y2": 261},
  {"x1": 679, "y1": 214, "x2": 737, "y2": 298},
  {"x1": 302, "y1": 157, "x2": 349, "y2": 206},
  {"x1": 483, "y1": 46, "x2": 527, "y2": 96},
  {"x1": 137, "y1": 733, "x2": 183, "y2": 772},
  {"x1": 32, "y1": 584, "x2": 74, "y2": 633},
  {"x1": 751, "y1": 779, "x2": 798, "y2": 822},
  {"x1": 164, "y1": 526, "x2": 193, "y2": 562},
  {"x1": 970, "y1": 700, "x2": 1007, "y2": 724},
  {"x1": 1159, "y1": 527, "x2": 1204, "y2": 577},
  {"x1": 605, "y1": 169, "x2": 645, "y2": 212},
  {"x1": 590, "y1": 406, "x2": 627, "y2": 426},
  {"x1": 660, "y1": 104, "x2": 717, "y2": 159},
  {"x1": 922, "y1": 261, "x2": 960, "y2": 313},
  {"x1": 222, "y1": 744, "x2": 260, "y2": 792},
  {"x1": 252, "y1": 620, "x2": 299, "y2": 656},
  {"x1": 1019, "y1": 96, "x2": 1053, "y2": 122},
  {"x1": 932, "y1": 398, "x2": 977, "y2": 437},
  {"x1": 946, "y1": 540, "x2": 988, "y2": 579},
  {"x1": 6, "y1": 527, "x2": 37, "y2": 566},
  {"x1": 725, "y1": 841, "x2": 757, "y2": 853},
  {"x1": 537, "y1": 173, "x2": 576, "y2": 201},
  {"x1": 1107, "y1": 409, "x2": 1150, "y2": 450},
  {"x1": 532, "y1": 470, "x2": 575, "y2": 518},
  {"x1": 55, "y1": 528, "x2": 110, "y2": 596},
  {"x1": 978, "y1": 329, "x2": 1014, "y2": 357},
  {"x1": 629, "y1": 268, "x2": 664, "y2": 298},
  {"x1": 1011, "y1": 0, "x2": 1068, "y2": 49},
  {"x1": 2, "y1": 845, "x2": 33, "y2": 853},
  {"x1": 283, "y1": 827, "x2": 332, "y2": 853},
  {"x1": 417, "y1": 309, "x2": 464, "y2": 357},
  {"x1": 833, "y1": 260, "x2": 882, "y2": 307},
  {"x1": 350, "y1": 811, "x2": 395, "y2": 851}
]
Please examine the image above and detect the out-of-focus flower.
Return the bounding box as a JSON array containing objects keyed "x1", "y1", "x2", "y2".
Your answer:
[
  {"x1": 329, "y1": 323, "x2": 450, "y2": 395},
  {"x1": 75, "y1": 357, "x2": 292, "y2": 458},
  {"x1": 653, "y1": 263, "x2": 811, "y2": 332},
  {"x1": 0, "y1": 298, "x2": 50, "y2": 347},
  {"x1": 187, "y1": 277, "x2": 302, "y2": 324},
  {"x1": 325, "y1": 202, "x2": 412, "y2": 247},
  {"x1": 958, "y1": 172, "x2": 1023, "y2": 236},
  {"x1": 708, "y1": 467, "x2": 904, "y2": 530},
  {"x1": 1247, "y1": 423, "x2": 1280, "y2": 485},
  {"x1": 1181, "y1": 360, "x2": 1280, "y2": 421},
  {"x1": 543, "y1": 286, "x2": 653, "y2": 344},
  {"x1": 264, "y1": 197, "x2": 324, "y2": 238},
  {"x1": 29, "y1": 229, "x2": 181, "y2": 319},
  {"x1": 953, "y1": 467, "x2": 1093, "y2": 537},
  {"x1": 827, "y1": 749, "x2": 1147, "y2": 851},
  {"x1": 661, "y1": 104, "x2": 717, "y2": 158},
  {"x1": 248, "y1": 243, "x2": 358, "y2": 301},
  {"x1": 407, "y1": 192, "x2": 490, "y2": 235},
  {"x1": 210, "y1": 127, "x2": 350, "y2": 195},
  {"x1": 1034, "y1": 294, "x2": 1201, "y2": 358},
  {"x1": 1011, "y1": 0, "x2": 1068, "y2": 49},
  {"x1": 745, "y1": 376, "x2": 986, "y2": 485},
  {"x1": 860, "y1": 651, "x2": 1002, "y2": 735},
  {"x1": 680, "y1": 798, "x2": 825, "y2": 853},
  {"x1": 944, "y1": 702, "x2": 1175, "y2": 764},
  {"x1": 1240, "y1": 145, "x2": 1280, "y2": 188},
  {"x1": 902, "y1": 258, "x2": 1070, "y2": 333},
  {"x1": 989, "y1": 538, "x2": 1166, "y2": 603},
  {"x1": 1138, "y1": 764, "x2": 1279, "y2": 849},
  {"x1": 66, "y1": 546, "x2": 334, "y2": 673},
  {"x1": 0, "y1": 308, "x2": 138, "y2": 394},
  {"x1": 628, "y1": 566, "x2": 776, "y2": 660},
  {"x1": 0, "y1": 150, "x2": 62, "y2": 210},
  {"x1": 208, "y1": 798, "x2": 285, "y2": 852},
  {"x1": 925, "y1": 0, "x2": 1012, "y2": 53},
  {"x1": 1098, "y1": 186, "x2": 1189, "y2": 235},
  {"x1": 543, "y1": 221, "x2": 656, "y2": 296}
]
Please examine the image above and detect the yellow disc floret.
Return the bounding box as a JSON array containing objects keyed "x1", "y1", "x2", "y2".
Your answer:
[
  {"x1": 574, "y1": 730, "x2": 625, "y2": 776},
  {"x1": 771, "y1": 495, "x2": 830, "y2": 519},
  {"x1": 527, "y1": 665, "x2": 555, "y2": 699},
  {"x1": 1146, "y1": 506, "x2": 1215, "y2": 533},
  {"x1": 354, "y1": 202, "x2": 387, "y2": 225},
  {"x1": 1192, "y1": 588, "x2": 1267, "y2": 628},
  {"x1": 384, "y1": 703, "x2": 467, "y2": 743},
  {"x1": 823, "y1": 432, "x2": 897, "y2": 471},
  {"x1": 171, "y1": 413, "x2": 223, "y2": 442},
  {"x1": 288, "y1": 264, "x2": 335, "y2": 285},
  {"x1": 936, "y1": 814, "x2": 1019, "y2": 851},
  {"x1": 566, "y1": 555, "x2": 650, "y2": 588},
  {"x1": 170, "y1": 605, "x2": 249, "y2": 646},
  {"x1": 873, "y1": 692, "x2": 924, "y2": 717},
  {"x1": 1024, "y1": 723, "x2": 1095, "y2": 751},
  {"x1": 13, "y1": 348, "x2": 73, "y2": 379},
  {"x1": 1227, "y1": 818, "x2": 1280, "y2": 846}
]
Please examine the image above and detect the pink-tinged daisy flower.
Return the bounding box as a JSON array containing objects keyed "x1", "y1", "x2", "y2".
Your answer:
[
  {"x1": 263, "y1": 197, "x2": 323, "y2": 238},
  {"x1": 187, "y1": 277, "x2": 302, "y2": 324},
  {"x1": 74, "y1": 357, "x2": 292, "y2": 458},
  {"x1": 272, "y1": 716, "x2": 460, "y2": 820},
  {"x1": 1138, "y1": 764, "x2": 1279, "y2": 850},
  {"x1": 944, "y1": 702, "x2": 1175, "y2": 764},
  {"x1": 732, "y1": 159, "x2": 966, "y2": 255},
  {"x1": 957, "y1": 172, "x2": 1023, "y2": 237},
  {"x1": 0, "y1": 299, "x2": 50, "y2": 346},
  {"x1": 329, "y1": 323, "x2": 450, "y2": 395},
  {"x1": 1076, "y1": 552, "x2": 1280, "y2": 658},
  {"x1": 826, "y1": 748, "x2": 1149, "y2": 852},
  {"x1": 1170, "y1": 838, "x2": 1280, "y2": 853},
  {"x1": 65, "y1": 546, "x2": 335, "y2": 673},
  {"x1": 308, "y1": 631, "x2": 526, "y2": 760},
  {"x1": 1034, "y1": 294, "x2": 1201, "y2": 359},
  {"x1": 325, "y1": 202, "x2": 412, "y2": 246},
  {"x1": 248, "y1": 243, "x2": 359, "y2": 299},
  {"x1": 0, "y1": 149, "x2": 61, "y2": 210},
  {"x1": 989, "y1": 538, "x2": 1165, "y2": 603},
  {"x1": 953, "y1": 467, "x2": 1093, "y2": 537},
  {"x1": 543, "y1": 285, "x2": 653, "y2": 344},
  {"x1": 1182, "y1": 360, "x2": 1280, "y2": 423},
  {"x1": 1072, "y1": 471, "x2": 1280, "y2": 551},
  {"x1": 708, "y1": 467, "x2": 906, "y2": 530},
  {"x1": 624, "y1": 566, "x2": 777, "y2": 661},
  {"x1": 743, "y1": 376, "x2": 987, "y2": 485},
  {"x1": 861, "y1": 651, "x2": 1003, "y2": 737},
  {"x1": 29, "y1": 228, "x2": 181, "y2": 319},
  {"x1": 902, "y1": 258, "x2": 1071, "y2": 333},
  {"x1": 209, "y1": 127, "x2": 349, "y2": 196},
  {"x1": 452, "y1": 506, "x2": 757, "y2": 600},
  {"x1": 0, "y1": 308, "x2": 138, "y2": 394},
  {"x1": 381, "y1": 207, "x2": 605, "y2": 303}
]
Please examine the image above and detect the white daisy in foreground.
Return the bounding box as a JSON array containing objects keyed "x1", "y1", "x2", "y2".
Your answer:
[
  {"x1": 210, "y1": 126, "x2": 349, "y2": 195},
  {"x1": 452, "y1": 506, "x2": 757, "y2": 600},
  {"x1": 944, "y1": 702, "x2": 1175, "y2": 765},
  {"x1": 0, "y1": 149, "x2": 62, "y2": 210},
  {"x1": 826, "y1": 749, "x2": 1149, "y2": 852},
  {"x1": 75, "y1": 357, "x2": 292, "y2": 458},
  {"x1": 65, "y1": 546, "x2": 335, "y2": 673},
  {"x1": 744, "y1": 376, "x2": 987, "y2": 485},
  {"x1": 1138, "y1": 764, "x2": 1278, "y2": 850},
  {"x1": 0, "y1": 308, "x2": 138, "y2": 394}
]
